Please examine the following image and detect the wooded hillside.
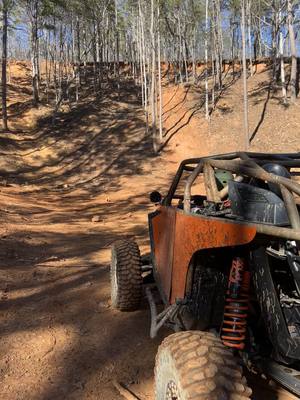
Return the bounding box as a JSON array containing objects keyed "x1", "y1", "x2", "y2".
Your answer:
[{"x1": 1, "y1": 0, "x2": 300, "y2": 151}]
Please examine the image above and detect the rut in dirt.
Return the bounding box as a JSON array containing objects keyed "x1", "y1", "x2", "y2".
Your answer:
[{"x1": 0, "y1": 81, "x2": 170, "y2": 400}]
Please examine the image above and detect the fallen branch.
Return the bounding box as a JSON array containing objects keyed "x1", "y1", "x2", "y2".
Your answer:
[
  {"x1": 113, "y1": 380, "x2": 141, "y2": 400},
  {"x1": 42, "y1": 330, "x2": 56, "y2": 358}
]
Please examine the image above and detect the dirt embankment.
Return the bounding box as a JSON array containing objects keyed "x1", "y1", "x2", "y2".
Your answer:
[
  {"x1": 0, "y1": 61, "x2": 299, "y2": 400},
  {"x1": 161, "y1": 64, "x2": 299, "y2": 157}
]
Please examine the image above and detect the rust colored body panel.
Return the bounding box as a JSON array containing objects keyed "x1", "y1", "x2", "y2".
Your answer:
[
  {"x1": 149, "y1": 207, "x2": 257, "y2": 304},
  {"x1": 149, "y1": 207, "x2": 177, "y2": 302}
]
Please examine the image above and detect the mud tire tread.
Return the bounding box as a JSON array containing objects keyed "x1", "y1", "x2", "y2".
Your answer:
[
  {"x1": 111, "y1": 239, "x2": 142, "y2": 311},
  {"x1": 155, "y1": 331, "x2": 252, "y2": 400}
]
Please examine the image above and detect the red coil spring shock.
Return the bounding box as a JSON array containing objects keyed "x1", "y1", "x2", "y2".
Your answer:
[{"x1": 221, "y1": 257, "x2": 250, "y2": 350}]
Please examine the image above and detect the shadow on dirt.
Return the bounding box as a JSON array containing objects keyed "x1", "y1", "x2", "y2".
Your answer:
[
  {"x1": 248, "y1": 69, "x2": 292, "y2": 142},
  {"x1": 0, "y1": 224, "x2": 167, "y2": 399},
  {"x1": 0, "y1": 79, "x2": 157, "y2": 198},
  {"x1": 0, "y1": 74, "x2": 171, "y2": 399}
]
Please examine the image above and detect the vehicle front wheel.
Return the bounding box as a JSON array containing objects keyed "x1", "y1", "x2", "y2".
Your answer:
[
  {"x1": 155, "y1": 331, "x2": 252, "y2": 400},
  {"x1": 110, "y1": 239, "x2": 142, "y2": 311}
]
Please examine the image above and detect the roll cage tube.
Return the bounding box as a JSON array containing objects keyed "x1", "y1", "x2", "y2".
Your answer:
[
  {"x1": 164, "y1": 152, "x2": 300, "y2": 208},
  {"x1": 164, "y1": 152, "x2": 300, "y2": 241},
  {"x1": 163, "y1": 158, "x2": 201, "y2": 206}
]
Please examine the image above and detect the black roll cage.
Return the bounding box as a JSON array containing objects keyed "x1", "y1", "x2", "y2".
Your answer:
[{"x1": 163, "y1": 152, "x2": 300, "y2": 241}]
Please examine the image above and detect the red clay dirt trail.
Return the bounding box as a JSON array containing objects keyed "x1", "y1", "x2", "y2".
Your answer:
[
  {"x1": 0, "y1": 62, "x2": 299, "y2": 400},
  {"x1": 0, "y1": 78, "x2": 174, "y2": 400}
]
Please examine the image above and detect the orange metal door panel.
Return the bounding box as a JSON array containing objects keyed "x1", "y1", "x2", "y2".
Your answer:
[
  {"x1": 150, "y1": 207, "x2": 176, "y2": 302},
  {"x1": 170, "y1": 211, "x2": 257, "y2": 303}
]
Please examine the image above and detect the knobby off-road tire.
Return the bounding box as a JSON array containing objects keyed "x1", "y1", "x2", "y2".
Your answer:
[
  {"x1": 110, "y1": 239, "x2": 142, "y2": 311},
  {"x1": 155, "y1": 331, "x2": 252, "y2": 400}
]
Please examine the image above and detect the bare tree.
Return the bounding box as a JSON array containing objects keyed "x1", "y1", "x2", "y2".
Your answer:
[
  {"x1": 205, "y1": 0, "x2": 209, "y2": 120},
  {"x1": 279, "y1": 7, "x2": 287, "y2": 104},
  {"x1": 150, "y1": 0, "x2": 157, "y2": 152},
  {"x1": 247, "y1": 0, "x2": 253, "y2": 76},
  {"x1": 157, "y1": 3, "x2": 163, "y2": 142},
  {"x1": 1, "y1": 0, "x2": 9, "y2": 130},
  {"x1": 28, "y1": 0, "x2": 40, "y2": 105},
  {"x1": 287, "y1": 0, "x2": 297, "y2": 102},
  {"x1": 241, "y1": 0, "x2": 249, "y2": 150}
]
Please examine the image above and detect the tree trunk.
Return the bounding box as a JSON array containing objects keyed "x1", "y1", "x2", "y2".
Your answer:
[
  {"x1": 287, "y1": 0, "x2": 297, "y2": 102},
  {"x1": 241, "y1": 0, "x2": 249, "y2": 150},
  {"x1": 271, "y1": 7, "x2": 279, "y2": 81},
  {"x1": 31, "y1": 0, "x2": 40, "y2": 105},
  {"x1": 211, "y1": 44, "x2": 215, "y2": 107},
  {"x1": 45, "y1": 28, "x2": 50, "y2": 103},
  {"x1": 57, "y1": 24, "x2": 63, "y2": 105},
  {"x1": 213, "y1": 0, "x2": 223, "y2": 90},
  {"x1": 76, "y1": 17, "x2": 81, "y2": 102},
  {"x1": 247, "y1": 0, "x2": 253, "y2": 76},
  {"x1": 230, "y1": 16, "x2": 235, "y2": 78},
  {"x1": 96, "y1": 21, "x2": 103, "y2": 89},
  {"x1": 205, "y1": 0, "x2": 209, "y2": 120},
  {"x1": 137, "y1": 15, "x2": 144, "y2": 105},
  {"x1": 279, "y1": 10, "x2": 287, "y2": 104},
  {"x1": 1, "y1": 1, "x2": 8, "y2": 130},
  {"x1": 157, "y1": 4, "x2": 163, "y2": 142},
  {"x1": 53, "y1": 19, "x2": 58, "y2": 103},
  {"x1": 92, "y1": 20, "x2": 98, "y2": 94},
  {"x1": 192, "y1": 27, "x2": 196, "y2": 83},
  {"x1": 114, "y1": 0, "x2": 120, "y2": 78},
  {"x1": 139, "y1": 0, "x2": 149, "y2": 134},
  {"x1": 150, "y1": 0, "x2": 157, "y2": 152}
]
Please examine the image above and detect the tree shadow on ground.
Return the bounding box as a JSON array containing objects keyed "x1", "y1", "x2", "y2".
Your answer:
[
  {"x1": 250, "y1": 83, "x2": 272, "y2": 143},
  {"x1": 159, "y1": 101, "x2": 205, "y2": 152},
  {"x1": 0, "y1": 76, "x2": 175, "y2": 399},
  {"x1": 0, "y1": 79, "x2": 158, "y2": 197},
  {"x1": 0, "y1": 224, "x2": 168, "y2": 400},
  {"x1": 248, "y1": 69, "x2": 291, "y2": 143}
]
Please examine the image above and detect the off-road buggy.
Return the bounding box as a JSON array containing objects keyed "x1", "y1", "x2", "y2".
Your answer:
[{"x1": 110, "y1": 152, "x2": 300, "y2": 399}]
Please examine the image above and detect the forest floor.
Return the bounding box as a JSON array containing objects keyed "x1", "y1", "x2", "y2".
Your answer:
[{"x1": 0, "y1": 61, "x2": 299, "y2": 400}]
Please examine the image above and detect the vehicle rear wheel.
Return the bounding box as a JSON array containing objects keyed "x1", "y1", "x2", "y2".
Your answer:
[
  {"x1": 155, "y1": 331, "x2": 252, "y2": 400},
  {"x1": 110, "y1": 239, "x2": 142, "y2": 311}
]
